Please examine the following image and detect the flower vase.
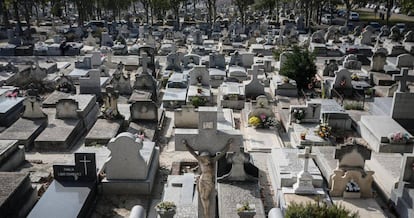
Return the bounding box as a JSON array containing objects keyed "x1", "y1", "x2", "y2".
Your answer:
[
  {"x1": 156, "y1": 209, "x2": 176, "y2": 218},
  {"x1": 237, "y1": 204, "x2": 256, "y2": 218},
  {"x1": 300, "y1": 133, "x2": 306, "y2": 140}
]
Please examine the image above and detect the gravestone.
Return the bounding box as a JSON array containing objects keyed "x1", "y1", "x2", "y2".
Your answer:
[
  {"x1": 332, "y1": 68, "x2": 353, "y2": 96},
  {"x1": 396, "y1": 54, "x2": 414, "y2": 69},
  {"x1": 278, "y1": 51, "x2": 292, "y2": 70},
  {"x1": 245, "y1": 65, "x2": 265, "y2": 99},
  {"x1": 357, "y1": 29, "x2": 373, "y2": 45},
  {"x1": 79, "y1": 70, "x2": 102, "y2": 95},
  {"x1": 289, "y1": 102, "x2": 321, "y2": 124},
  {"x1": 322, "y1": 59, "x2": 339, "y2": 77},
  {"x1": 217, "y1": 148, "x2": 259, "y2": 182},
  {"x1": 29, "y1": 153, "x2": 97, "y2": 218},
  {"x1": 0, "y1": 172, "x2": 36, "y2": 217},
  {"x1": 343, "y1": 54, "x2": 362, "y2": 70},
  {"x1": 165, "y1": 52, "x2": 182, "y2": 71},
  {"x1": 22, "y1": 90, "x2": 46, "y2": 119},
  {"x1": 268, "y1": 148, "x2": 323, "y2": 190},
  {"x1": 183, "y1": 54, "x2": 201, "y2": 69},
  {"x1": 293, "y1": 147, "x2": 317, "y2": 194},
  {"x1": 371, "y1": 50, "x2": 387, "y2": 72},
  {"x1": 330, "y1": 142, "x2": 374, "y2": 198},
  {"x1": 209, "y1": 53, "x2": 226, "y2": 69},
  {"x1": 133, "y1": 71, "x2": 158, "y2": 102},
  {"x1": 111, "y1": 68, "x2": 132, "y2": 95},
  {"x1": 175, "y1": 107, "x2": 243, "y2": 152},
  {"x1": 102, "y1": 132, "x2": 159, "y2": 194},
  {"x1": 130, "y1": 100, "x2": 158, "y2": 121},
  {"x1": 101, "y1": 86, "x2": 123, "y2": 120},
  {"x1": 391, "y1": 154, "x2": 414, "y2": 218},
  {"x1": 56, "y1": 75, "x2": 76, "y2": 94}
]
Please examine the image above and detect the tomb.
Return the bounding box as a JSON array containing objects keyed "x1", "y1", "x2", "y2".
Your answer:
[
  {"x1": 79, "y1": 69, "x2": 110, "y2": 96},
  {"x1": 163, "y1": 72, "x2": 188, "y2": 109},
  {"x1": 85, "y1": 87, "x2": 123, "y2": 146},
  {"x1": 187, "y1": 66, "x2": 212, "y2": 107},
  {"x1": 391, "y1": 154, "x2": 414, "y2": 218},
  {"x1": 216, "y1": 148, "x2": 265, "y2": 218},
  {"x1": 175, "y1": 107, "x2": 243, "y2": 152},
  {"x1": 0, "y1": 90, "x2": 48, "y2": 149},
  {"x1": 267, "y1": 148, "x2": 323, "y2": 194},
  {"x1": 0, "y1": 95, "x2": 24, "y2": 128},
  {"x1": 218, "y1": 82, "x2": 245, "y2": 110},
  {"x1": 270, "y1": 75, "x2": 298, "y2": 97},
  {"x1": 277, "y1": 147, "x2": 328, "y2": 214},
  {"x1": 0, "y1": 140, "x2": 25, "y2": 171},
  {"x1": 0, "y1": 172, "x2": 37, "y2": 217},
  {"x1": 244, "y1": 65, "x2": 265, "y2": 99},
  {"x1": 102, "y1": 132, "x2": 159, "y2": 194},
  {"x1": 329, "y1": 143, "x2": 374, "y2": 198},
  {"x1": 28, "y1": 153, "x2": 98, "y2": 218}
]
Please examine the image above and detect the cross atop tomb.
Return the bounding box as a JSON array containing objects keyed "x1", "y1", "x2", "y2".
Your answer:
[
  {"x1": 79, "y1": 156, "x2": 91, "y2": 175},
  {"x1": 298, "y1": 147, "x2": 316, "y2": 173},
  {"x1": 247, "y1": 64, "x2": 260, "y2": 80},
  {"x1": 140, "y1": 53, "x2": 150, "y2": 73},
  {"x1": 392, "y1": 68, "x2": 414, "y2": 92}
]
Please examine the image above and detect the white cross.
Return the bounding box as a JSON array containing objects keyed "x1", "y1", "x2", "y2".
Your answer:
[
  {"x1": 298, "y1": 147, "x2": 316, "y2": 173},
  {"x1": 393, "y1": 68, "x2": 414, "y2": 92},
  {"x1": 79, "y1": 156, "x2": 91, "y2": 175}
]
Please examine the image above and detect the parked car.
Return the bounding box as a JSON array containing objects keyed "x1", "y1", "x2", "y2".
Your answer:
[
  {"x1": 368, "y1": 22, "x2": 382, "y2": 32},
  {"x1": 321, "y1": 14, "x2": 333, "y2": 25},
  {"x1": 337, "y1": 9, "x2": 347, "y2": 17},
  {"x1": 349, "y1": 12, "x2": 360, "y2": 21},
  {"x1": 396, "y1": 23, "x2": 406, "y2": 33}
]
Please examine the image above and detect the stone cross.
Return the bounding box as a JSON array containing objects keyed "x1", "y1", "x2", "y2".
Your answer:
[
  {"x1": 79, "y1": 155, "x2": 91, "y2": 175},
  {"x1": 298, "y1": 147, "x2": 316, "y2": 173},
  {"x1": 247, "y1": 65, "x2": 259, "y2": 79},
  {"x1": 392, "y1": 68, "x2": 414, "y2": 92},
  {"x1": 140, "y1": 53, "x2": 150, "y2": 73}
]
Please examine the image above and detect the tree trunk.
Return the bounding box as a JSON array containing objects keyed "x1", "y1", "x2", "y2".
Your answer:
[
  {"x1": 13, "y1": 1, "x2": 23, "y2": 35},
  {"x1": 0, "y1": 0, "x2": 10, "y2": 28}
]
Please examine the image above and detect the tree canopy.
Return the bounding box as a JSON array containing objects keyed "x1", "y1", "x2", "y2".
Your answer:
[{"x1": 279, "y1": 46, "x2": 317, "y2": 91}]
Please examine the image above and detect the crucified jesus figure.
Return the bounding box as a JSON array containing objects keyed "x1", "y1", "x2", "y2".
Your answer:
[{"x1": 183, "y1": 138, "x2": 233, "y2": 218}]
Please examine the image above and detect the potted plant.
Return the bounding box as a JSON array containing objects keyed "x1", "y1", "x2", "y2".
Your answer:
[
  {"x1": 236, "y1": 202, "x2": 256, "y2": 218},
  {"x1": 155, "y1": 201, "x2": 176, "y2": 218}
]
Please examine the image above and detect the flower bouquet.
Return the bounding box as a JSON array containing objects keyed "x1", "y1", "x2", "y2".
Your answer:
[
  {"x1": 388, "y1": 132, "x2": 410, "y2": 144},
  {"x1": 316, "y1": 122, "x2": 332, "y2": 139},
  {"x1": 248, "y1": 114, "x2": 279, "y2": 129},
  {"x1": 292, "y1": 109, "x2": 305, "y2": 123}
]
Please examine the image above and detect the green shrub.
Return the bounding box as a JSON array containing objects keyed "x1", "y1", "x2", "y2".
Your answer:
[
  {"x1": 344, "y1": 102, "x2": 364, "y2": 110},
  {"x1": 285, "y1": 202, "x2": 358, "y2": 218}
]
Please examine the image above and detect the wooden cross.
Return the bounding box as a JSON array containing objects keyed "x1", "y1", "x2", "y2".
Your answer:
[
  {"x1": 298, "y1": 147, "x2": 316, "y2": 173},
  {"x1": 392, "y1": 68, "x2": 414, "y2": 92}
]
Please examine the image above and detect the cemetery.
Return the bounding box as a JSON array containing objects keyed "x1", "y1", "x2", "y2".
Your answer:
[{"x1": 1, "y1": 1, "x2": 414, "y2": 218}]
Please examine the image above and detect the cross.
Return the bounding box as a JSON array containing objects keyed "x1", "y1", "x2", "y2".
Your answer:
[
  {"x1": 298, "y1": 147, "x2": 316, "y2": 173},
  {"x1": 392, "y1": 68, "x2": 414, "y2": 92},
  {"x1": 140, "y1": 53, "x2": 150, "y2": 73},
  {"x1": 248, "y1": 64, "x2": 260, "y2": 80},
  {"x1": 79, "y1": 155, "x2": 91, "y2": 175}
]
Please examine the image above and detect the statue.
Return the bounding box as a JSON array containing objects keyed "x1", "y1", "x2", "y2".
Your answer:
[{"x1": 183, "y1": 138, "x2": 233, "y2": 218}]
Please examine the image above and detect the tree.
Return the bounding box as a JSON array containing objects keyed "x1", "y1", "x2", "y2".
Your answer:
[
  {"x1": 279, "y1": 46, "x2": 317, "y2": 91},
  {"x1": 254, "y1": 0, "x2": 276, "y2": 15},
  {"x1": 285, "y1": 202, "x2": 358, "y2": 218},
  {"x1": 169, "y1": 0, "x2": 184, "y2": 30},
  {"x1": 233, "y1": 0, "x2": 254, "y2": 27}
]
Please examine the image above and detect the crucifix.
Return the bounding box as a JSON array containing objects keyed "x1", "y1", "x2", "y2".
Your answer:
[
  {"x1": 79, "y1": 155, "x2": 91, "y2": 175},
  {"x1": 392, "y1": 68, "x2": 414, "y2": 92}
]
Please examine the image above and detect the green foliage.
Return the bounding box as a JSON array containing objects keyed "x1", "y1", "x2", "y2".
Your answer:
[
  {"x1": 279, "y1": 46, "x2": 317, "y2": 90},
  {"x1": 191, "y1": 96, "x2": 207, "y2": 108},
  {"x1": 344, "y1": 102, "x2": 364, "y2": 110},
  {"x1": 273, "y1": 46, "x2": 289, "y2": 61},
  {"x1": 285, "y1": 202, "x2": 359, "y2": 218}
]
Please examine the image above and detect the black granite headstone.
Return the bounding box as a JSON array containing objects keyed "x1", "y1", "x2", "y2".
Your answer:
[{"x1": 53, "y1": 153, "x2": 97, "y2": 182}]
